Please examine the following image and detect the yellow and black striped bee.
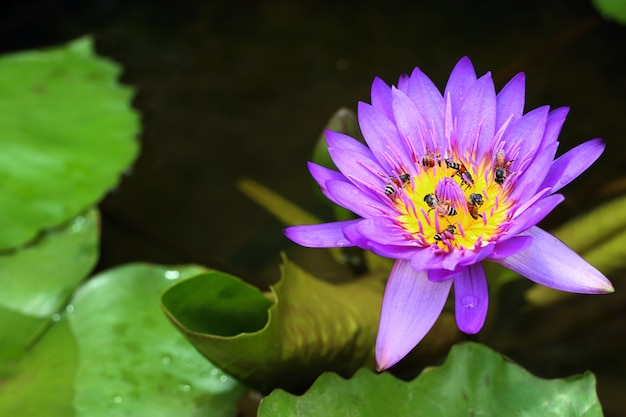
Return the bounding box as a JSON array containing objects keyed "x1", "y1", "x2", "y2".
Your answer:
[
  {"x1": 424, "y1": 193, "x2": 457, "y2": 217},
  {"x1": 385, "y1": 172, "x2": 411, "y2": 197},
  {"x1": 421, "y1": 152, "x2": 442, "y2": 168},
  {"x1": 445, "y1": 158, "x2": 474, "y2": 186},
  {"x1": 434, "y1": 224, "x2": 457, "y2": 241}
]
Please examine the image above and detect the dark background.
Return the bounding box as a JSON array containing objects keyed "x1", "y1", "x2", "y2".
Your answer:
[{"x1": 2, "y1": 0, "x2": 626, "y2": 414}]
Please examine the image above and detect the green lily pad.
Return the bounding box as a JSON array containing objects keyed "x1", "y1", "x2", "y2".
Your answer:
[
  {"x1": 0, "y1": 319, "x2": 79, "y2": 417},
  {"x1": 0, "y1": 263, "x2": 246, "y2": 417},
  {"x1": 0, "y1": 37, "x2": 139, "y2": 250},
  {"x1": 0, "y1": 209, "x2": 98, "y2": 363},
  {"x1": 259, "y1": 342, "x2": 603, "y2": 417},
  {"x1": 69, "y1": 263, "x2": 245, "y2": 417},
  {"x1": 593, "y1": 0, "x2": 626, "y2": 24},
  {"x1": 0, "y1": 209, "x2": 98, "y2": 318},
  {"x1": 162, "y1": 257, "x2": 384, "y2": 393}
]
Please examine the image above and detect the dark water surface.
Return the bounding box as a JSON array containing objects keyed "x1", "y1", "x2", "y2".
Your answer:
[{"x1": 3, "y1": 0, "x2": 626, "y2": 414}]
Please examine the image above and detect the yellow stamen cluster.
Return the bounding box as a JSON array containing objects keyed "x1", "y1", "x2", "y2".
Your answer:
[{"x1": 392, "y1": 153, "x2": 514, "y2": 252}]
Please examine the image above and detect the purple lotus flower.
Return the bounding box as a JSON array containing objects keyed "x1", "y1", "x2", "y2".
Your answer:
[{"x1": 284, "y1": 57, "x2": 614, "y2": 370}]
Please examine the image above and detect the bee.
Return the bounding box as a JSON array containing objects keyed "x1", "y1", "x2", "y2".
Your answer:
[
  {"x1": 421, "y1": 152, "x2": 442, "y2": 168},
  {"x1": 384, "y1": 184, "x2": 396, "y2": 196},
  {"x1": 467, "y1": 193, "x2": 483, "y2": 219},
  {"x1": 424, "y1": 193, "x2": 457, "y2": 216},
  {"x1": 494, "y1": 150, "x2": 513, "y2": 185},
  {"x1": 445, "y1": 158, "x2": 474, "y2": 186},
  {"x1": 385, "y1": 172, "x2": 411, "y2": 197},
  {"x1": 434, "y1": 224, "x2": 457, "y2": 241}
]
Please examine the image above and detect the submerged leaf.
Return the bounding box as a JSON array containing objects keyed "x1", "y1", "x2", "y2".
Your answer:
[
  {"x1": 0, "y1": 37, "x2": 139, "y2": 250},
  {"x1": 259, "y1": 342, "x2": 603, "y2": 417},
  {"x1": 162, "y1": 257, "x2": 383, "y2": 393}
]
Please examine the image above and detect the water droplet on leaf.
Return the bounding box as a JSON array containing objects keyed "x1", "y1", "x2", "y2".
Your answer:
[
  {"x1": 164, "y1": 270, "x2": 180, "y2": 280},
  {"x1": 113, "y1": 396, "x2": 122, "y2": 404}
]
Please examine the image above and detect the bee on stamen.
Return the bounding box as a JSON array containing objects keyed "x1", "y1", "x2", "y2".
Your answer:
[
  {"x1": 434, "y1": 224, "x2": 457, "y2": 241},
  {"x1": 445, "y1": 158, "x2": 474, "y2": 187},
  {"x1": 467, "y1": 192, "x2": 483, "y2": 219},
  {"x1": 421, "y1": 151, "x2": 442, "y2": 168},
  {"x1": 424, "y1": 193, "x2": 457, "y2": 217},
  {"x1": 384, "y1": 172, "x2": 411, "y2": 197},
  {"x1": 494, "y1": 150, "x2": 513, "y2": 185}
]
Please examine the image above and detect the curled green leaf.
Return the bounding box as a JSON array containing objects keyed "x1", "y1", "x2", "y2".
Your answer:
[{"x1": 161, "y1": 257, "x2": 383, "y2": 393}]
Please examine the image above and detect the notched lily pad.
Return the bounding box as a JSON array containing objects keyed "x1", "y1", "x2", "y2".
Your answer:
[
  {"x1": 259, "y1": 342, "x2": 603, "y2": 417},
  {"x1": 161, "y1": 257, "x2": 383, "y2": 393},
  {"x1": 0, "y1": 36, "x2": 140, "y2": 250}
]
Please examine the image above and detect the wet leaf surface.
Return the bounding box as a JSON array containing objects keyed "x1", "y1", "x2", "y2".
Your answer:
[
  {"x1": 0, "y1": 263, "x2": 246, "y2": 417},
  {"x1": 0, "y1": 37, "x2": 139, "y2": 250},
  {"x1": 259, "y1": 342, "x2": 603, "y2": 417}
]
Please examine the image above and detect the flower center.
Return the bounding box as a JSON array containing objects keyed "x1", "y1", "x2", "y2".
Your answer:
[{"x1": 385, "y1": 150, "x2": 514, "y2": 252}]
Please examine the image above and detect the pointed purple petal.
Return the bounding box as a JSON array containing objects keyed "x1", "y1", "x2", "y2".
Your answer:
[
  {"x1": 325, "y1": 180, "x2": 388, "y2": 218},
  {"x1": 454, "y1": 263, "x2": 488, "y2": 334},
  {"x1": 488, "y1": 236, "x2": 533, "y2": 259},
  {"x1": 358, "y1": 102, "x2": 413, "y2": 171},
  {"x1": 354, "y1": 217, "x2": 411, "y2": 246},
  {"x1": 428, "y1": 267, "x2": 463, "y2": 282},
  {"x1": 506, "y1": 193, "x2": 564, "y2": 237},
  {"x1": 444, "y1": 57, "x2": 477, "y2": 117},
  {"x1": 539, "y1": 138, "x2": 605, "y2": 194},
  {"x1": 540, "y1": 107, "x2": 569, "y2": 150},
  {"x1": 502, "y1": 106, "x2": 549, "y2": 168},
  {"x1": 307, "y1": 162, "x2": 348, "y2": 206},
  {"x1": 371, "y1": 76, "x2": 394, "y2": 121},
  {"x1": 406, "y1": 67, "x2": 445, "y2": 143},
  {"x1": 308, "y1": 162, "x2": 346, "y2": 185},
  {"x1": 326, "y1": 148, "x2": 387, "y2": 194},
  {"x1": 495, "y1": 72, "x2": 525, "y2": 131},
  {"x1": 284, "y1": 219, "x2": 360, "y2": 248},
  {"x1": 325, "y1": 130, "x2": 374, "y2": 159},
  {"x1": 510, "y1": 141, "x2": 558, "y2": 202},
  {"x1": 492, "y1": 226, "x2": 614, "y2": 294},
  {"x1": 442, "y1": 244, "x2": 494, "y2": 270},
  {"x1": 457, "y1": 73, "x2": 496, "y2": 159},
  {"x1": 391, "y1": 87, "x2": 432, "y2": 154},
  {"x1": 376, "y1": 260, "x2": 452, "y2": 370}
]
